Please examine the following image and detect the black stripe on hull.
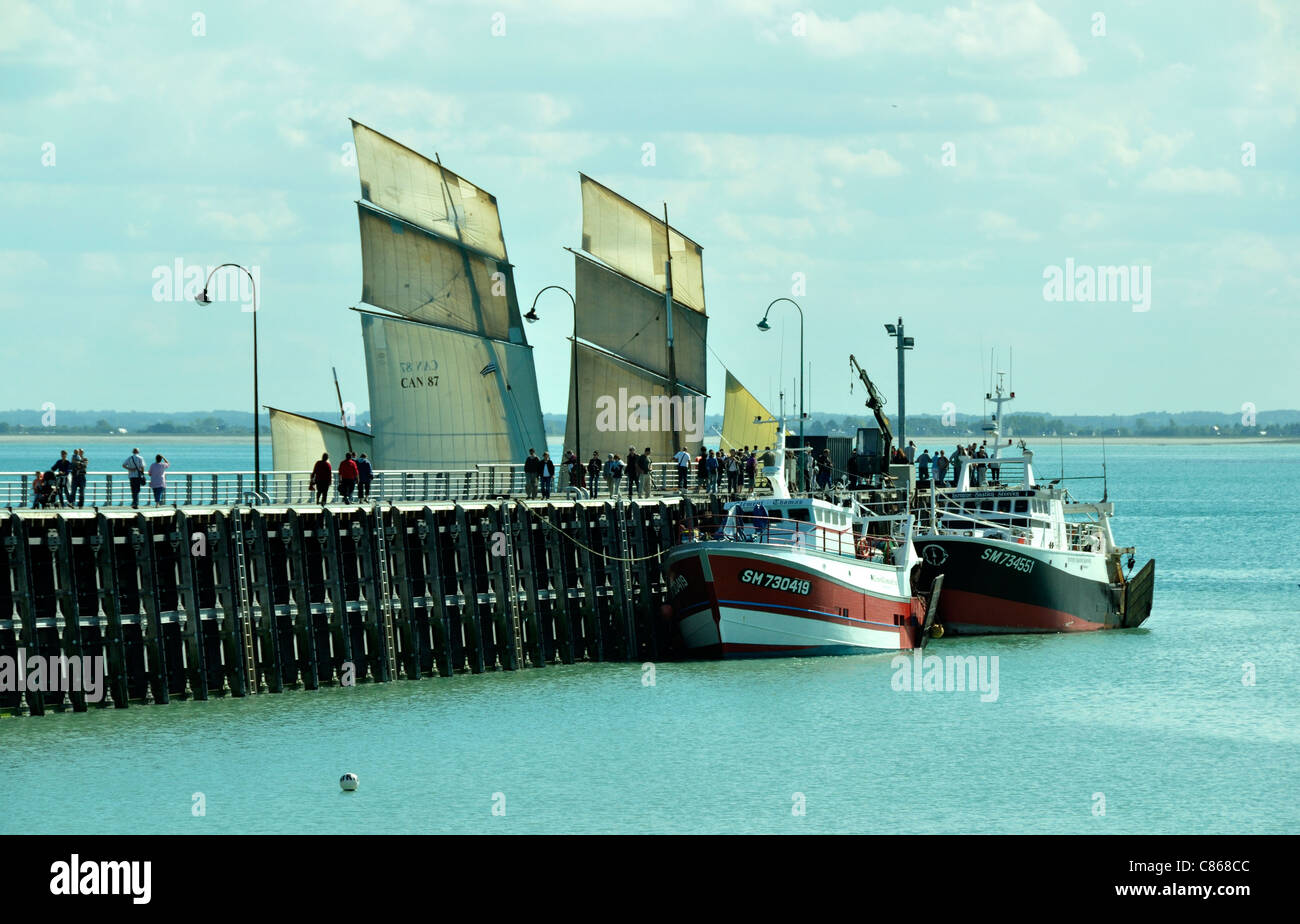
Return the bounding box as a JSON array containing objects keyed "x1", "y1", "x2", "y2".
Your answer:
[{"x1": 916, "y1": 538, "x2": 1126, "y2": 634}]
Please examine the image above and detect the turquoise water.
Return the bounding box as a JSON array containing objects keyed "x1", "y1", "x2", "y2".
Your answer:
[{"x1": 2, "y1": 441, "x2": 1298, "y2": 834}]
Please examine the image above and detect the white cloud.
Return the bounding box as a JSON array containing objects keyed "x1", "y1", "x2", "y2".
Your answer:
[
  {"x1": 1139, "y1": 167, "x2": 1243, "y2": 195},
  {"x1": 795, "y1": 2, "x2": 1084, "y2": 79},
  {"x1": 977, "y1": 210, "x2": 1038, "y2": 242},
  {"x1": 823, "y1": 146, "x2": 903, "y2": 177}
]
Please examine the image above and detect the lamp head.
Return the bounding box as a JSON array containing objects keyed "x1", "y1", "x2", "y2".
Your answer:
[
  {"x1": 756, "y1": 317, "x2": 772, "y2": 332},
  {"x1": 195, "y1": 289, "x2": 213, "y2": 307},
  {"x1": 523, "y1": 307, "x2": 539, "y2": 323}
]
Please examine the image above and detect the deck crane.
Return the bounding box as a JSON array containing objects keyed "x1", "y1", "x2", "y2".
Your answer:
[{"x1": 848, "y1": 354, "x2": 894, "y2": 476}]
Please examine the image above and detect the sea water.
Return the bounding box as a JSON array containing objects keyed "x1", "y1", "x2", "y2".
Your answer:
[{"x1": 1, "y1": 440, "x2": 1297, "y2": 833}]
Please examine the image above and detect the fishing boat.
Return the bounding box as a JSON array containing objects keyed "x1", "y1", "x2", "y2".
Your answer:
[
  {"x1": 662, "y1": 393, "x2": 937, "y2": 658},
  {"x1": 914, "y1": 377, "x2": 1156, "y2": 634}
]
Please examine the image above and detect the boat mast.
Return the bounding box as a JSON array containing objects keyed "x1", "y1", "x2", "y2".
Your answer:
[
  {"x1": 663, "y1": 203, "x2": 680, "y2": 455},
  {"x1": 332, "y1": 365, "x2": 353, "y2": 455}
]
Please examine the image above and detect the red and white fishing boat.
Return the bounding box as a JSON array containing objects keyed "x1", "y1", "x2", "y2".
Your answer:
[{"x1": 663, "y1": 429, "x2": 938, "y2": 658}]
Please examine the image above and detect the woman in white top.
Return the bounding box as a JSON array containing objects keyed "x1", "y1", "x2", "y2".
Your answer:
[{"x1": 148, "y1": 454, "x2": 170, "y2": 505}]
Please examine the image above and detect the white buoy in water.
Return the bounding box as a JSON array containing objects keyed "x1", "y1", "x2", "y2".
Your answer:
[{"x1": 340, "y1": 772, "x2": 359, "y2": 792}]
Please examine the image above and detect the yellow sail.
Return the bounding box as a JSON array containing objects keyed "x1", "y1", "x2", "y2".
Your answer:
[{"x1": 721, "y1": 371, "x2": 780, "y2": 452}]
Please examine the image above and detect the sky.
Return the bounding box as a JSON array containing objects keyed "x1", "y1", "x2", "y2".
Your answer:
[{"x1": 1, "y1": 0, "x2": 1297, "y2": 423}]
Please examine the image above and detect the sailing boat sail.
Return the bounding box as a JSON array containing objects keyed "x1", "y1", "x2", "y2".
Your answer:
[
  {"x1": 721, "y1": 370, "x2": 780, "y2": 451},
  {"x1": 268, "y1": 406, "x2": 374, "y2": 471},
  {"x1": 566, "y1": 175, "x2": 708, "y2": 462},
  {"x1": 269, "y1": 120, "x2": 546, "y2": 474},
  {"x1": 350, "y1": 120, "x2": 545, "y2": 470}
]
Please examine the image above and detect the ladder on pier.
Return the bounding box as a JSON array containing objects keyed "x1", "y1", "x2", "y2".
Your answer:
[
  {"x1": 616, "y1": 501, "x2": 637, "y2": 653},
  {"x1": 503, "y1": 508, "x2": 524, "y2": 668},
  {"x1": 374, "y1": 504, "x2": 398, "y2": 678},
  {"x1": 231, "y1": 509, "x2": 257, "y2": 694}
]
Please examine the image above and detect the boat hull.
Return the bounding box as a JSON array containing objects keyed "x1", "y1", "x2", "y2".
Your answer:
[
  {"x1": 664, "y1": 543, "x2": 926, "y2": 658},
  {"x1": 915, "y1": 536, "x2": 1153, "y2": 634}
]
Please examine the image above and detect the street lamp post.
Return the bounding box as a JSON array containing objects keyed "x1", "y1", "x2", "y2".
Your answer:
[
  {"x1": 195, "y1": 264, "x2": 261, "y2": 497},
  {"x1": 525, "y1": 285, "x2": 577, "y2": 456},
  {"x1": 883, "y1": 317, "x2": 914, "y2": 450},
  {"x1": 757, "y1": 297, "x2": 804, "y2": 491}
]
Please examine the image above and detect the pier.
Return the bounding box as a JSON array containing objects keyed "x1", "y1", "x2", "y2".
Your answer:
[{"x1": 0, "y1": 491, "x2": 712, "y2": 716}]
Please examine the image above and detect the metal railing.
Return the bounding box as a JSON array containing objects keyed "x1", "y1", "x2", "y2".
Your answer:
[
  {"x1": 684, "y1": 511, "x2": 909, "y2": 561},
  {"x1": 1, "y1": 461, "x2": 756, "y2": 508}
]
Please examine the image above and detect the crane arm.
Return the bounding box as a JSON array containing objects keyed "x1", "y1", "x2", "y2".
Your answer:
[{"x1": 848, "y1": 354, "x2": 893, "y2": 447}]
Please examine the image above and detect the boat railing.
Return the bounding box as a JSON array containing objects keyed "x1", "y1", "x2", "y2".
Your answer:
[{"x1": 681, "y1": 513, "x2": 905, "y2": 561}]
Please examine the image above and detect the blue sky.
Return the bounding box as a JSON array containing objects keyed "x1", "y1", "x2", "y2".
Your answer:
[{"x1": 2, "y1": 0, "x2": 1296, "y2": 421}]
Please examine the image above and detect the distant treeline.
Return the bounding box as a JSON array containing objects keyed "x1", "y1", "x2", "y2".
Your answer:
[{"x1": 0, "y1": 409, "x2": 370, "y2": 436}]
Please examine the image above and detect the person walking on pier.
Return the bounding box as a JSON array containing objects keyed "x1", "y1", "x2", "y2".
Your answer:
[
  {"x1": 122, "y1": 447, "x2": 147, "y2": 509},
  {"x1": 312, "y1": 453, "x2": 332, "y2": 504},
  {"x1": 524, "y1": 448, "x2": 541, "y2": 499},
  {"x1": 69, "y1": 449, "x2": 88, "y2": 507},
  {"x1": 626, "y1": 447, "x2": 640, "y2": 498},
  {"x1": 148, "y1": 454, "x2": 170, "y2": 505},
  {"x1": 356, "y1": 453, "x2": 373, "y2": 501},
  {"x1": 606, "y1": 453, "x2": 623, "y2": 498},
  {"x1": 338, "y1": 452, "x2": 358, "y2": 503},
  {"x1": 569, "y1": 454, "x2": 586, "y2": 494},
  {"x1": 639, "y1": 448, "x2": 652, "y2": 497},
  {"x1": 51, "y1": 450, "x2": 73, "y2": 505},
  {"x1": 917, "y1": 448, "x2": 932, "y2": 488},
  {"x1": 539, "y1": 452, "x2": 555, "y2": 500},
  {"x1": 745, "y1": 449, "x2": 757, "y2": 492},
  {"x1": 705, "y1": 449, "x2": 719, "y2": 494},
  {"x1": 588, "y1": 451, "x2": 603, "y2": 498},
  {"x1": 674, "y1": 447, "x2": 691, "y2": 492},
  {"x1": 934, "y1": 450, "x2": 949, "y2": 488}
]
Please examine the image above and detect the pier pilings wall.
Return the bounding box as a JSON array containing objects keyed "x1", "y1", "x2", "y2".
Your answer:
[{"x1": 0, "y1": 497, "x2": 719, "y2": 716}]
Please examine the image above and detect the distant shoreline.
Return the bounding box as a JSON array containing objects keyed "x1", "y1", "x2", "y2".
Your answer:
[{"x1": 1, "y1": 434, "x2": 1296, "y2": 447}]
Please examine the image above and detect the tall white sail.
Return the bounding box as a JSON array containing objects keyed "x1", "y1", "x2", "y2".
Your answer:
[
  {"x1": 573, "y1": 253, "x2": 706, "y2": 394},
  {"x1": 361, "y1": 310, "x2": 545, "y2": 470},
  {"x1": 269, "y1": 407, "x2": 374, "y2": 472},
  {"x1": 580, "y1": 174, "x2": 706, "y2": 314},
  {"x1": 567, "y1": 176, "x2": 709, "y2": 464},
  {"x1": 357, "y1": 203, "x2": 522, "y2": 342},
  {"x1": 352, "y1": 119, "x2": 507, "y2": 261},
  {"x1": 566, "y1": 341, "x2": 706, "y2": 463}
]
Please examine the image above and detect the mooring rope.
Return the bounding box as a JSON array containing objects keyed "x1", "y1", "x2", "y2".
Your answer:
[{"x1": 510, "y1": 498, "x2": 671, "y2": 563}]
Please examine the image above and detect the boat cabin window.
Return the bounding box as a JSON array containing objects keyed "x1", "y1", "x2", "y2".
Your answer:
[
  {"x1": 787, "y1": 508, "x2": 811, "y2": 523},
  {"x1": 1014, "y1": 500, "x2": 1028, "y2": 513},
  {"x1": 997, "y1": 500, "x2": 1011, "y2": 513}
]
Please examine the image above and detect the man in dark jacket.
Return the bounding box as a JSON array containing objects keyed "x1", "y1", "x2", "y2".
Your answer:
[
  {"x1": 625, "y1": 447, "x2": 640, "y2": 498},
  {"x1": 523, "y1": 449, "x2": 542, "y2": 499},
  {"x1": 587, "y1": 452, "x2": 602, "y2": 498},
  {"x1": 356, "y1": 453, "x2": 374, "y2": 501},
  {"x1": 539, "y1": 452, "x2": 555, "y2": 499},
  {"x1": 312, "y1": 453, "x2": 332, "y2": 504}
]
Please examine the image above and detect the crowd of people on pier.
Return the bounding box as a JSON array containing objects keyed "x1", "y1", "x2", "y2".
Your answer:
[
  {"x1": 27, "y1": 436, "x2": 1019, "y2": 509},
  {"x1": 30, "y1": 447, "x2": 172, "y2": 509},
  {"x1": 890, "y1": 438, "x2": 1016, "y2": 488}
]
